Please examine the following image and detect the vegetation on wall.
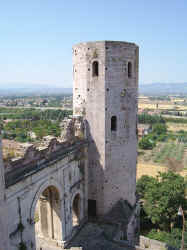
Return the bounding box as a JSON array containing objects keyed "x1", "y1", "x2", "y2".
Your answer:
[{"x1": 18, "y1": 242, "x2": 27, "y2": 250}]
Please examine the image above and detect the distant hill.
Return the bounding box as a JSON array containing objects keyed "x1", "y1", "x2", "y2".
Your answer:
[
  {"x1": 1, "y1": 82, "x2": 187, "y2": 96},
  {"x1": 0, "y1": 83, "x2": 72, "y2": 96},
  {"x1": 139, "y1": 83, "x2": 187, "y2": 96}
]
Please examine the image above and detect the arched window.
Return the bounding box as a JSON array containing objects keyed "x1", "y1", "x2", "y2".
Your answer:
[
  {"x1": 92, "y1": 61, "x2": 99, "y2": 77},
  {"x1": 111, "y1": 116, "x2": 117, "y2": 131},
  {"x1": 128, "y1": 62, "x2": 132, "y2": 78}
]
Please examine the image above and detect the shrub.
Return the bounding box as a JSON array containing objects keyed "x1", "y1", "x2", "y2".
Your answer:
[{"x1": 139, "y1": 136, "x2": 156, "y2": 150}]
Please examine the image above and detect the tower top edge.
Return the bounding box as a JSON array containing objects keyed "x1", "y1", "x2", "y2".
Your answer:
[{"x1": 73, "y1": 40, "x2": 138, "y2": 48}]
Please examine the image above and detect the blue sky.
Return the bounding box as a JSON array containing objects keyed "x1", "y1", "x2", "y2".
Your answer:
[{"x1": 1, "y1": 0, "x2": 187, "y2": 88}]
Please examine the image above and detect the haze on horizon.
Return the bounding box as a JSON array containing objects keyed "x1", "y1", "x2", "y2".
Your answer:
[{"x1": 1, "y1": 0, "x2": 187, "y2": 88}]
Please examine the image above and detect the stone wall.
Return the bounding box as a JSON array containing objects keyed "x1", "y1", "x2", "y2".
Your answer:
[{"x1": 139, "y1": 236, "x2": 178, "y2": 250}]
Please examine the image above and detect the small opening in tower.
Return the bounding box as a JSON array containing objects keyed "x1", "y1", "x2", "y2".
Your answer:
[
  {"x1": 128, "y1": 62, "x2": 132, "y2": 78},
  {"x1": 88, "y1": 199, "x2": 96, "y2": 217},
  {"x1": 92, "y1": 61, "x2": 99, "y2": 77},
  {"x1": 111, "y1": 116, "x2": 117, "y2": 131}
]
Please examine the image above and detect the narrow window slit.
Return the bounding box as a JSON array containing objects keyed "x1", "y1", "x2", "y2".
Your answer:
[{"x1": 92, "y1": 61, "x2": 99, "y2": 77}]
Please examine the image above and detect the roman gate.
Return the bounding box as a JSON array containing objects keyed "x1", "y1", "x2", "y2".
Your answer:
[{"x1": 1, "y1": 118, "x2": 88, "y2": 250}]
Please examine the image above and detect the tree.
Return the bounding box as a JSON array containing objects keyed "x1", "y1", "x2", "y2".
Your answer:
[
  {"x1": 136, "y1": 175, "x2": 155, "y2": 199},
  {"x1": 138, "y1": 113, "x2": 165, "y2": 124},
  {"x1": 147, "y1": 228, "x2": 187, "y2": 249},
  {"x1": 137, "y1": 171, "x2": 187, "y2": 232},
  {"x1": 152, "y1": 123, "x2": 167, "y2": 135},
  {"x1": 139, "y1": 136, "x2": 156, "y2": 150}
]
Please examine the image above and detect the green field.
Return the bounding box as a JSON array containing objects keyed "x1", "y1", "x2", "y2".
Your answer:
[{"x1": 138, "y1": 141, "x2": 187, "y2": 169}]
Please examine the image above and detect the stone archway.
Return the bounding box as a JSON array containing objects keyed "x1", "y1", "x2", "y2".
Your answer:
[{"x1": 34, "y1": 185, "x2": 62, "y2": 248}]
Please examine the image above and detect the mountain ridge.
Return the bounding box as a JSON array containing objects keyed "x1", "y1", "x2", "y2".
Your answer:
[
  {"x1": 0, "y1": 83, "x2": 72, "y2": 96},
  {"x1": 0, "y1": 82, "x2": 187, "y2": 96},
  {"x1": 139, "y1": 82, "x2": 187, "y2": 95}
]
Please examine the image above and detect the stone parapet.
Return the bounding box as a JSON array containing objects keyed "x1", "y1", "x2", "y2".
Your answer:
[
  {"x1": 139, "y1": 235, "x2": 178, "y2": 250},
  {"x1": 3, "y1": 116, "x2": 87, "y2": 187}
]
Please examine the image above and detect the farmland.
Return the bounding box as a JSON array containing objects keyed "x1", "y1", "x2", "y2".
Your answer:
[
  {"x1": 137, "y1": 95, "x2": 187, "y2": 180},
  {"x1": 167, "y1": 122, "x2": 187, "y2": 132},
  {"x1": 139, "y1": 141, "x2": 187, "y2": 166},
  {"x1": 137, "y1": 163, "x2": 187, "y2": 179}
]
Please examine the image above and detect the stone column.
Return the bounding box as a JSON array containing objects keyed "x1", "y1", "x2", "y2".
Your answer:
[
  {"x1": 40, "y1": 195, "x2": 49, "y2": 238},
  {"x1": 36, "y1": 199, "x2": 43, "y2": 238},
  {"x1": 48, "y1": 188, "x2": 54, "y2": 239}
]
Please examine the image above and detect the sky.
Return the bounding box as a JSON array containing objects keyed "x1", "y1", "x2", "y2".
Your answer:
[{"x1": 1, "y1": 0, "x2": 187, "y2": 88}]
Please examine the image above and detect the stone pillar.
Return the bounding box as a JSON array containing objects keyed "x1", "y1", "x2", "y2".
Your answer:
[
  {"x1": 35, "y1": 199, "x2": 43, "y2": 238},
  {"x1": 47, "y1": 188, "x2": 54, "y2": 239},
  {"x1": 52, "y1": 193, "x2": 61, "y2": 241},
  {"x1": 40, "y1": 195, "x2": 49, "y2": 238},
  {"x1": 0, "y1": 131, "x2": 10, "y2": 250}
]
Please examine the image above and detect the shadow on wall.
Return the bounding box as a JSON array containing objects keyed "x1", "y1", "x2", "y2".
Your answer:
[{"x1": 84, "y1": 120, "x2": 104, "y2": 219}]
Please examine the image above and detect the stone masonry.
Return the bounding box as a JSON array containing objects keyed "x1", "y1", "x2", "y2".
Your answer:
[
  {"x1": 0, "y1": 120, "x2": 88, "y2": 250},
  {"x1": 73, "y1": 41, "x2": 139, "y2": 216}
]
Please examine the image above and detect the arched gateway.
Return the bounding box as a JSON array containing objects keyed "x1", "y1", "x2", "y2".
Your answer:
[
  {"x1": 34, "y1": 185, "x2": 62, "y2": 248},
  {"x1": 4, "y1": 137, "x2": 87, "y2": 250}
]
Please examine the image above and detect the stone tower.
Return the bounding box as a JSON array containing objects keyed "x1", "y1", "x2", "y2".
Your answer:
[
  {"x1": 73, "y1": 41, "x2": 139, "y2": 216},
  {"x1": 0, "y1": 131, "x2": 9, "y2": 250}
]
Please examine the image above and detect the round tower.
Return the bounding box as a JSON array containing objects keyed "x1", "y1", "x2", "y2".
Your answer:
[{"x1": 73, "y1": 41, "x2": 139, "y2": 216}]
